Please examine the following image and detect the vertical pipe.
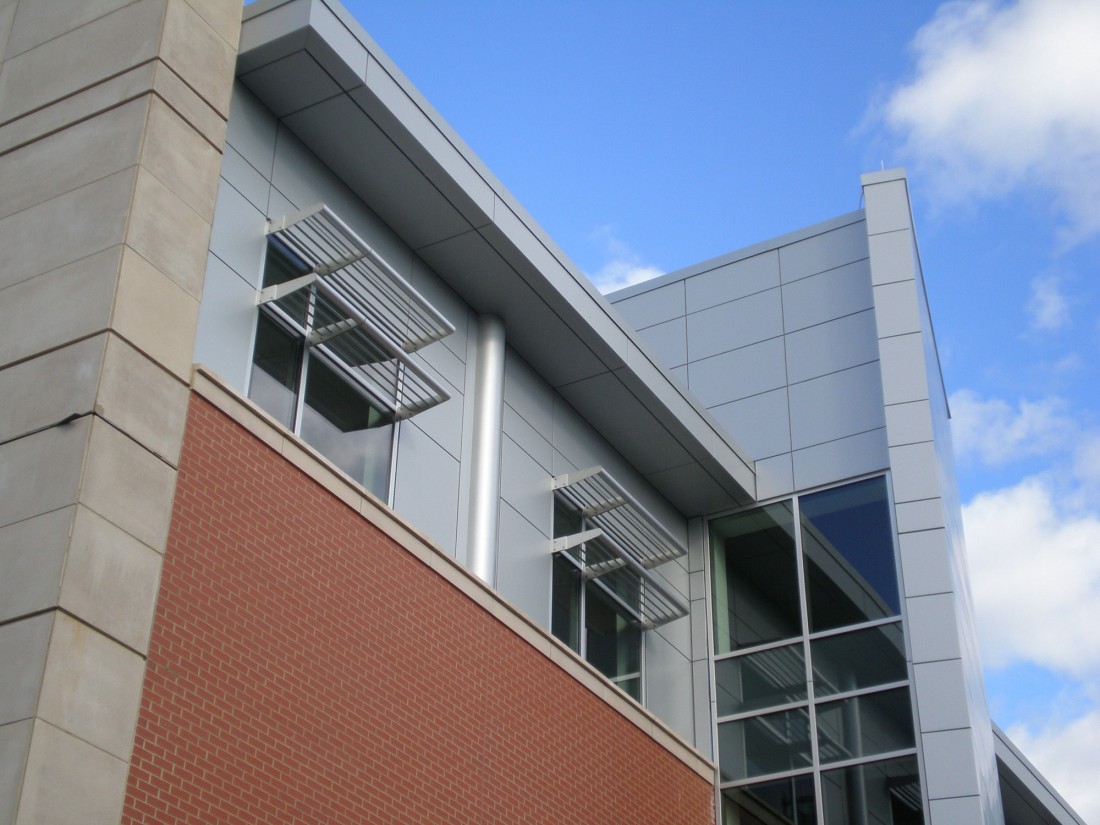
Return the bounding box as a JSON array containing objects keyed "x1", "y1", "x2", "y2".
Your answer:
[{"x1": 466, "y1": 314, "x2": 506, "y2": 585}]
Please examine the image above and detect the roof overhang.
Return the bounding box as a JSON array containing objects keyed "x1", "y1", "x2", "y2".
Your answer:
[
  {"x1": 995, "y1": 724, "x2": 1086, "y2": 825},
  {"x1": 237, "y1": 0, "x2": 756, "y2": 513}
]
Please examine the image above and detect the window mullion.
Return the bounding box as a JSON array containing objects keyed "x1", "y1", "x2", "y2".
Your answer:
[{"x1": 792, "y1": 495, "x2": 827, "y2": 825}]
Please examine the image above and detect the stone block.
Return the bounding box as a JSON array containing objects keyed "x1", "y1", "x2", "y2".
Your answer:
[
  {"x1": 125, "y1": 167, "x2": 213, "y2": 300},
  {"x1": 0, "y1": 417, "x2": 89, "y2": 530},
  {"x1": 15, "y1": 718, "x2": 129, "y2": 825},
  {"x1": 160, "y1": 0, "x2": 237, "y2": 117},
  {"x1": 36, "y1": 612, "x2": 146, "y2": 760},
  {"x1": 0, "y1": 247, "x2": 120, "y2": 370},
  {"x1": 4, "y1": 0, "x2": 137, "y2": 58},
  {"x1": 0, "y1": 97, "x2": 145, "y2": 222},
  {"x1": 0, "y1": 0, "x2": 163, "y2": 122},
  {"x1": 59, "y1": 506, "x2": 164, "y2": 653},
  {"x1": 0, "y1": 613, "x2": 52, "y2": 726},
  {"x1": 0, "y1": 507, "x2": 74, "y2": 624},
  {"x1": 0, "y1": 718, "x2": 32, "y2": 824},
  {"x1": 97, "y1": 333, "x2": 190, "y2": 465},
  {"x1": 80, "y1": 417, "x2": 177, "y2": 551},
  {"x1": 111, "y1": 247, "x2": 201, "y2": 381},
  {"x1": 141, "y1": 95, "x2": 223, "y2": 219},
  {"x1": 0, "y1": 167, "x2": 134, "y2": 292},
  {"x1": 181, "y1": 0, "x2": 242, "y2": 52},
  {"x1": 0, "y1": 336, "x2": 105, "y2": 445}
]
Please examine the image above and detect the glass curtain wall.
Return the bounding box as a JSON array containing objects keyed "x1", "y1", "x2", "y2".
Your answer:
[{"x1": 710, "y1": 476, "x2": 923, "y2": 825}]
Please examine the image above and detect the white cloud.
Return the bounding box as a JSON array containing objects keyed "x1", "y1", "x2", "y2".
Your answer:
[
  {"x1": 1007, "y1": 709, "x2": 1100, "y2": 823},
  {"x1": 881, "y1": 0, "x2": 1100, "y2": 242},
  {"x1": 957, "y1": 388, "x2": 1100, "y2": 817},
  {"x1": 949, "y1": 389, "x2": 1075, "y2": 465},
  {"x1": 585, "y1": 226, "x2": 663, "y2": 293},
  {"x1": 1027, "y1": 274, "x2": 1071, "y2": 330},
  {"x1": 963, "y1": 477, "x2": 1100, "y2": 674}
]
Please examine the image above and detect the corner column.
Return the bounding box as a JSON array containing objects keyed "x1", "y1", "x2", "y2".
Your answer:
[
  {"x1": 862, "y1": 169, "x2": 1004, "y2": 825},
  {"x1": 0, "y1": 1, "x2": 240, "y2": 822}
]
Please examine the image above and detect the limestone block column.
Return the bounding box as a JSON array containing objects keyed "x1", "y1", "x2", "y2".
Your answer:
[{"x1": 0, "y1": 1, "x2": 240, "y2": 822}]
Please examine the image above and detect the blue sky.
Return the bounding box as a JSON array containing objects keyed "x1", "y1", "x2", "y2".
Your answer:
[{"x1": 345, "y1": 0, "x2": 1100, "y2": 817}]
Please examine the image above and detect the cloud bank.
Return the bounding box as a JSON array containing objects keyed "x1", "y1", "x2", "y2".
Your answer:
[
  {"x1": 950, "y1": 389, "x2": 1075, "y2": 466},
  {"x1": 881, "y1": 0, "x2": 1100, "y2": 243},
  {"x1": 585, "y1": 226, "x2": 663, "y2": 293},
  {"x1": 953, "y1": 388, "x2": 1100, "y2": 821}
]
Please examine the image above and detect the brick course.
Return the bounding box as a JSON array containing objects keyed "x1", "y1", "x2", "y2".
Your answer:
[{"x1": 121, "y1": 394, "x2": 715, "y2": 824}]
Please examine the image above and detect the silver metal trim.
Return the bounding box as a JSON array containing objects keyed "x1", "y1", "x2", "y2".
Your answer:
[{"x1": 466, "y1": 314, "x2": 506, "y2": 585}]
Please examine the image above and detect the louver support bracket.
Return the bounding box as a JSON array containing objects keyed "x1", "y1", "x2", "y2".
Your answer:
[
  {"x1": 260, "y1": 204, "x2": 456, "y2": 419},
  {"x1": 552, "y1": 466, "x2": 690, "y2": 629}
]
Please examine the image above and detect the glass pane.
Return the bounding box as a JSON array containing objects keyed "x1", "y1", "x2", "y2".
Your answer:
[
  {"x1": 262, "y1": 239, "x2": 310, "y2": 288},
  {"x1": 801, "y1": 477, "x2": 900, "y2": 633},
  {"x1": 592, "y1": 551, "x2": 642, "y2": 614},
  {"x1": 718, "y1": 707, "x2": 812, "y2": 782},
  {"x1": 585, "y1": 579, "x2": 641, "y2": 681},
  {"x1": 716, "y1": 645, "x2": 806, "y2": 717},
  {"x1": 811, "y1": 622, "x2": 907, "y2": 697},
  {"x1": 615, "y1": 676, "x2": 641, "y2": 703},
  {"x1": 249, "y1": 313, "x2": 302, "y2": 429},
  {"x1": 299, "y1": 356, "x2": 393, "y2": 498},
  {"x1": 711, "y1": 502, "x2": 801, "y2": 654},
  {"x1": 553, "y1": 495, "x2": 582, "y2": 539},
  {"x1": 821, "y1": 757, "x2": 924, "y2": 825},
  {"x1": 263, "y1": 240, "x2": 312, "y2": 325},
  {"x1": 551, "y1": 554, "x2": 581, "y2": 653},
  {"x1": 816, "y1": 688, "x2": 915, "y2": 764},
  {"x1": 721, "y1": 775, "x2": 816, "y2": 825}
]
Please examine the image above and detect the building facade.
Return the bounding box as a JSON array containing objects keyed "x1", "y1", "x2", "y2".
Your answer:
[{"x1": 0, "y1": 0, "x2": 1085, "y2": 823}]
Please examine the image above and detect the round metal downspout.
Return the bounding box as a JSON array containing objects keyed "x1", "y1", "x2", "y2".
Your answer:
[{"x1": 466, "y1": 314, "x2": 506, "y2": 585}]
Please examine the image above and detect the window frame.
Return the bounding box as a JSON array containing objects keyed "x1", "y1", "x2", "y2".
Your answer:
[{"x1": 706, "y1": 473, "x2": 926, "y2": 825}]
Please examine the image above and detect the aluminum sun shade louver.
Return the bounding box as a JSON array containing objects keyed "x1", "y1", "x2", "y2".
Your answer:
[
  {"x1": 260, "y1": 205, "x2": 455, "y2": 419},
  {"x1": 552, "y1": 466, "x2": 690, "y2": 629}
]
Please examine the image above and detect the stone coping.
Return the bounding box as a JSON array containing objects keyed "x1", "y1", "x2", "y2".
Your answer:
[{"x1": 191, "y1": 364, "x2": 717, "y2": 783}]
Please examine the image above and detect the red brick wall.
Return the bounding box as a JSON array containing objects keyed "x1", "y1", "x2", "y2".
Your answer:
[{"x1": 121, "y1": 395, "x2": 715, "y2": 824}]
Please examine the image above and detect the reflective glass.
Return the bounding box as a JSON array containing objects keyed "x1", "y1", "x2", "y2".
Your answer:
[
  {"x1": 715, "y1": 645, "x2": 806, "y2": 718},
  {"x1": 816, "y1": 688, "x2": 915, "y2": 764},
  {"x1": 801, "y1": 477, "x2": 899, "y2": 633},
  {"x1": 249, "y1": 313, "x2": 302, "y2": 429},
  {"x1": 615, "y1": 675, "x2": 641, "y2": 702},
  {"x1": 551, "y1": 554, "x2": 581, "y2": 653},
  {"x1": 553, "y1": 495, "x2": 582, "y2": 539},
  {"x1": 821, "y1": 756, "x2": 924, "y2": 825},
  {"x1": 262, "y1": 240, "x2": 311, "y2": 325},
  {"x1": 811, "y1": 622, "x2": 907, "y2": 697},
  {"x1": 299, "y1": 356, "x2": 393, "y2": 498},
  {"x1": 262, "y1": 239, "x2": 309, "y2": 288},
  {"x1": 721, "y1": 775, "x2": 816, "y2": 825},
  {"x1": 585, "y1": 579, "x2": 641, "y2": 682},
  {"x1": 711, "y1": 502, "x2": 801, "y2": 653},
  {"x1": 718, "y1": 707, "x2": 812, "y2": 782}
]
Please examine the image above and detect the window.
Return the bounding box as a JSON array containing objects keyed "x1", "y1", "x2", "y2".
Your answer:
[
  {"x1": 549, "y1": 466, "x2": 690, "y2": 702},
  {"x1": 710, "y1": 476, "x2": 923, "y2": 825},
  {"x1": 249, "y1": 205, "x2": 454, "y2": 499},
  {"x1": 250, "y1": 243, "x2": 396, "y2": 497},
  {"x1": 551, "y1": 499, "x2": 644, "y2": 700}
]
